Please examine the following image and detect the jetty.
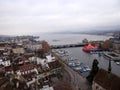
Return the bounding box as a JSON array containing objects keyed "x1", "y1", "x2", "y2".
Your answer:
[
  {"x1": 103, "y1": 52, "x2": 120, "y2": 61},
  {"x1": 51, "y1": 43, "x2": 87, "y2": 49}
]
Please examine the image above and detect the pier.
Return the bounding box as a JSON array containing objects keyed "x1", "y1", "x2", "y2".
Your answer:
[
  {"x1": 103, "y1": 52, "x2": 120, "y2": 61},
  {"x1": 51, "y1": 43, "x2": 87, "y2": 49}
]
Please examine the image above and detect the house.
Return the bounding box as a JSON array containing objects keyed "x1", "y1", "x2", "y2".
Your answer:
[
  {"x1": 0, "y1": 77, "x2": 9, "y2": 90},
  {"x1": 12, "y1": 47, "x2": 25, "y2": 54},
  {"x1": 0, "y1": 43, "x2": 7, "y2": 51},
  {"x1": 0, "y1": 65, "x2": 5, "y2": 77},
  {"x1": 15, "y1": 63, "x2": 39, "y2": 87},
  {"x1": 0, "y1": 75, "x2": 28, "y2": 90},
  {"x1": 92, "y1": 69, "x2": 120, "y2": 90},
  {"x1": 16, "y1": 64, "x2": 38, "y2": 76},
  {"x1": 46, "y1": 54, "x2": 55, "y2": 63},
  {"x1": 29, "y1": 56, "x2": 47, "y2": 67},
  {"x1": 48, "y1": 60, "x2": 61, "y2": 70},
  {"x1": 0, "y1": 57, "x2": 11, "y2": 67},
  {"x1": 0, "y1": 43, "x2": 12, "y2": 51},
  {"x1": 40, "y1": 85, "x2": 54, "y2": 90},
  {"x1": 26, "y1": 44, "x2": 42, "y2": 51}
]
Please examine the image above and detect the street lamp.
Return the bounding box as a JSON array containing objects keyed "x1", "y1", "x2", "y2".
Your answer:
[{"x1": 108, "y1": 58, "x2": 112, "y2": 73}]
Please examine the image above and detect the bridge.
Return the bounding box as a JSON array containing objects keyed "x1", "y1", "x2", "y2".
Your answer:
[{"x1": 51, "y1": 43, "x2": 87, "y2": 49}]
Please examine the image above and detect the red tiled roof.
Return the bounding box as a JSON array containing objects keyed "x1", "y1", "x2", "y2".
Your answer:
[
  {"x1": 0, "y1": 77, "x2": 8, "y2": 86},
  {"x1": 18, "y1": 64, "x2": 34, "y2": 71},
  {"x1": 22, "y1": 72, "x2": 35, "y2": 79},
  {"x1": 5, "y1": 66, "x2": 13, "y2": 71},
  {"x1": 48, "y1": 60, "x2": 61, "y2": 69}
]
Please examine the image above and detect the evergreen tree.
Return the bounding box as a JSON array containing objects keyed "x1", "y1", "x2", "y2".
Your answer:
[{"x1": 87, "y1": 59, "x2": 99, "y2": 83}]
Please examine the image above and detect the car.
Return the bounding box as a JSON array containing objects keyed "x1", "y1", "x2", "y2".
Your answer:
[
  {"x1": 80, "y1": 69, "x2": 87, "y2": 73},
  {"x1": 116, "y1": 62, "x2": 120, "y2": 65}
]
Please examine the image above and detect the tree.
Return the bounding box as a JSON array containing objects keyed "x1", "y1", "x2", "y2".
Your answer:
[
  {"x1": 35, "y1": 49, "x2": 45, "y2": 58},
  {"x1": 98, "y1": 43, "x2": 102, "y2": 49},
  {"x1": 87, "y1": 59, "x2": 99, "y2": 83},
  {"x1": 82, "y1": 38, "x2": 88, "y2": 44},
  {"x1": 41, "y1": 41, "x2": 51, "y2": 53},
  {"x1": 102, "y1": 40, "x2": 113, "y2": 51},
  {"x1": 53, "y1": 81, "x2": 73, "y2": 90}
]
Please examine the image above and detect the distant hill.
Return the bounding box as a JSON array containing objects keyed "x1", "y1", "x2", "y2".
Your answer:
[{"x1": 43, "y1": 29, "x2": 120, "y2": 35}]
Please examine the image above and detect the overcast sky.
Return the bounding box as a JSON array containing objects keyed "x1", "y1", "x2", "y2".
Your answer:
[{"x1": 0, "y1": 0, "x2": 120, "y2": 35}]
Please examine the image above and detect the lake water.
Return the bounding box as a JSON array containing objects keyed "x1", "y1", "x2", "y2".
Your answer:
[
  {"x1": 39, "y1": 34, "x2": 120, "y2": 77},
  {"x1": 39, "y1": 34, "x2": 111, "y2": 45}
]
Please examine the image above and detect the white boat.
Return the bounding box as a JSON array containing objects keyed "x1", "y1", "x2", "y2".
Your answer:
[
  {"x1": 80, "y1": 63, "x2": 91, "y2": 71},
  {"x1": 85, "y1": 67, "x2": 91, "y2": 71},
  {"x1": 116, "y1": 62, "x2": 120, "y2": 65},
  {"x1": 74, "y1": 67, "x2": 82, "y2": 70}
]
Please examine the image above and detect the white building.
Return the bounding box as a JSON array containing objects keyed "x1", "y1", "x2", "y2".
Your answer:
[
  {"x1": 25, "y1": 44, "x2": 42, "y2": 51},
  {"x1": 0, "y1": 58, "x2": 11, "y2": 67},
  {"x1": 40, "y1": 85, "x2": 54, "y2": 90},
  {"x1": 46, "y1": 54, "x2": 55, "y2": 63},
  {"x1": 12, "y1": 47, "x2": 25, "y2": 54}
]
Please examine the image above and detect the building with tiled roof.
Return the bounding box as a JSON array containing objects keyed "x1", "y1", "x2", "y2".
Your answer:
[
  {"x1": 0, "y1": 74, "x2": 28, "y2": 90},
  {"x1": 48, "y1": 60, "x2": 61, "y2": 70},
  {"x1": 0, "y1": 77, "x2": 9, "y2": 90},
  {"x1": 92, "y1": 69, "x2": 120, "y2": 90},
  {"x1": 12, "y1": 47, "x2": 25, "y2": 54}
]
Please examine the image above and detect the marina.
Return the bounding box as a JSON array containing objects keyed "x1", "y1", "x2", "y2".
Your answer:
[
  {"x1": 52, "y1": 47, "x2": 120, "y2": 77},
  {"x1": 53, "y1": 49, "x2": 92, "y2": 77}
]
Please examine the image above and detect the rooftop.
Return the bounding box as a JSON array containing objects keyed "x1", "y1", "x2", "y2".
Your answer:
[
  {"x1": 94, "y1": 69, "x2": 120, "y2": 90},
  {"x1": 40, "y1": 85, "x2": 54, "y2": 90}
]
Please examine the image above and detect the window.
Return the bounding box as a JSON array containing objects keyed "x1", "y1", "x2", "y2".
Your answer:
[
  {"x1": 22, "y1": 71, "x2": 24, "y2": 75},
  {"x1": 96, "y1": 86, "x2": 99, "y2": 90},
  {"x1": 25, "y1": 71, "x2": 27, "y2": 74}
]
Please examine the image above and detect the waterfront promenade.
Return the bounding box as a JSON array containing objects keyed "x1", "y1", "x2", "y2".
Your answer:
[
  {"x1": 51, "y1": 43, "x2": 87, "y2": 49},
  {"x1": 52, "y1": 52, "x2": 91, "y2": 90}
]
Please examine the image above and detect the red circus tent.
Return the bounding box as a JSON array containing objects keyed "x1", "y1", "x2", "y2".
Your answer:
[{"x1": 82, "y1": 44, "x2": 97, "y2": 52}]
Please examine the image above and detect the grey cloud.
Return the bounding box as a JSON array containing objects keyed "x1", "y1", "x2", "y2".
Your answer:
[{"x1": 0, "y1": 0, "x2": 120, "y2": 35}]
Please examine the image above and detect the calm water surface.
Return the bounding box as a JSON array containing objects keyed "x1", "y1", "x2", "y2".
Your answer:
[{"x1": 39, "y1": 34, "x2": 112, "y2": 45}]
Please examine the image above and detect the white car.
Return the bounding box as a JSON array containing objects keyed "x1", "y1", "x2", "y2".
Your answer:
[{"x1": 116, "y1": 62, "x2": 120, "y2": 65}]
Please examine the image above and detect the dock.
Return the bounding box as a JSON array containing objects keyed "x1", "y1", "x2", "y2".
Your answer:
[{"x1": 103, "y1": 52, "x2": 120, "y2": 61}]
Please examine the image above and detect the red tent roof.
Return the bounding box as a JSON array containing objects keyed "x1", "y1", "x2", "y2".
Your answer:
[{"x1": 83, "y1": 44, "x2": 97, "y2": 52}]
